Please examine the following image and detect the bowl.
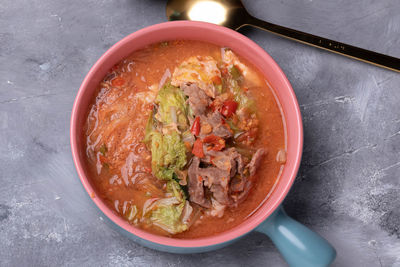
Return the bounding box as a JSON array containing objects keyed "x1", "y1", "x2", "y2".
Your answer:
[{"x1": 70, "y1": 21, "x2": 335, "y2": 266}]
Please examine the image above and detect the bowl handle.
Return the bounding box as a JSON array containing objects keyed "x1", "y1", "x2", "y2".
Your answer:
[{"x1": 255, "y1": 206, "x2": 336, "y2": 267}]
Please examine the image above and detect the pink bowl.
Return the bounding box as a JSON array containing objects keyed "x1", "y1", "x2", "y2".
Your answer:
[{"x1": 71, "y1": 21, "x2": 302, "y2": 249}]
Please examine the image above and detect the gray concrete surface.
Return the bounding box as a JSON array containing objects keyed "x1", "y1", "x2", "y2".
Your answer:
[{"x1": 1, "y1": 0, "x2": 399, "y2": 266}]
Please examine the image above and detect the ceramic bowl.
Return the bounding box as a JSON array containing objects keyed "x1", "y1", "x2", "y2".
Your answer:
[{"x1": 70, "y1": 21, "x2": 336, "y2": 266}]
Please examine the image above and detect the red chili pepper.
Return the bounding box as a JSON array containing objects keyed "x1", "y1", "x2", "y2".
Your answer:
[
  {"x1": 191, "y1": 117, "x2": 201, "y2": 136},
  {"x1": 203, "y1": 135, "x2": 225, "y2": 151},
  {"x1": 192, "y1": 139, "x2": 204, "y2": 158},
  {"x1": 220, "y1": 100, "x2": 238, "y2": 118}
]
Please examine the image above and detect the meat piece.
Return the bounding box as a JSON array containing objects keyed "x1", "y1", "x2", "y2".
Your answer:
[
  {"x1": 188, "y1": 155, "x2": 232, "y2": 207},
  {"x1": 201, "y1": 111, "x2": 233, "y2": 139},
  {"x1": 210, "y1": 185, "x2": 231, "y2": 205},
  {"x1": 247, "y1": 148, "x2": 265, "y2": 176},
  {"x1": 205, "y1": 148, "x2": 243, "y2": 178},
  {"x1": 230, "y1": 179, "x2": 252, "y2": 207},
  {"x1": 188, "y1": 157, "x2": 210, "y2": 208},
  {"x1": 229, "y1": 150, "x2": 247, "y2": 193},
  {"x1": 199, "y1": 166, "x2": 230, "y2": 189},
  {"x1": 181, "y1": 83, "x2": 211, "y2": 116},
  {"x1": 230, "y1": 176, "x2": 246, "y2": 192},
  {"x1": 235, "y1": 152, "x2": 245, "y2": 177},
  {"x1": 187, "y1": 145, "x2": 263, "y2": 211},
  {"x1": 198, "y1": 148, "x2": 247, "y2": 206},
  {"x1": 213, "y1": 125, "x2": 232, "y2": 139}
]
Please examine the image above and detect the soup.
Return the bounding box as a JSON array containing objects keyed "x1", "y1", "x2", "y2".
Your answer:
[{"x1": 84, "y1": 40, "x2": 286, "y2": 238}]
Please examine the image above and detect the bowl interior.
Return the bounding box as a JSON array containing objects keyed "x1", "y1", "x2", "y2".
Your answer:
[{"x1": 70, "y1": 21, "x2": 303, "y2": 248}]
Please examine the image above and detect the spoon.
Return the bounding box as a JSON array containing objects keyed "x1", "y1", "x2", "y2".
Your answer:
[{"x1": 166, "y1": 0, "x2": 400, "y2": 72}]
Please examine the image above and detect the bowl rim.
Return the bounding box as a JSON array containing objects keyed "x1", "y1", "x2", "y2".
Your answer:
[{"x1": 70, "y1": 20, "x2": 303, "y2": 248}]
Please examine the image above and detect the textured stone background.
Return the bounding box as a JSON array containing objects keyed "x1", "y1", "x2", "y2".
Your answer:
[{"x1": 1, "y1": 0, "x2": 399, "y2": 266}]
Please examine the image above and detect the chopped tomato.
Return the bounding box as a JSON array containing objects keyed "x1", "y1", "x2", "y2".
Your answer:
[
  {"x1": 212, "y1": 76, "x2": 222, "y2": 85},
  {"x1": 220, "y1": 100, "x2": 238, "y2": 118},
  {"x1": 191, "y1": 117, "x2": 201, "y2": 136},
  {"x1": 112, "y1": 77, "x2": 125, "y2": 87},
  {"x1": 203, "y1": 135, "x2": 225, "y2": 151},
  {"x1": 192, "y1": 139, "x2": 204, "y2": 158}
]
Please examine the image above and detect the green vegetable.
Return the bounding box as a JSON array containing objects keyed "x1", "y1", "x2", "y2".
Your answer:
[
  {"x1": 229, "y1": 65, "x2": 241, "y2": 80},
  {"x1": 233, "y1": 85, "x2": 256, "y2": 112},
  {"x1": 167, "y1": 179, "x2": 185, "y2": 201},
  {"x1": 143, "y1": 180, "x2": 188, "y2": 234},
  {"x1": 225, "y1": 66, "x2": 255, "y2": 112},
  {"x1": 143, "y1": 83, "x2": 191, "y2": 234},
  {"x1": 172, "y1": 173, "x2": 189, "y2": 199},
  {"x1": 150, "y1": 201, "x2": 187, "y2": 234},
  {"x1": 155, "y1": 83, "x2": 189, "y2": 132},
  {"x1": 162, "y1": 132, "x2": 186, "y2": 169},
  {"x1": 143, "y1": 111, "x2": 156, "y2": 145},
  {"x1": 146, "y1": 130, "x2": 187, "y2": 181}
]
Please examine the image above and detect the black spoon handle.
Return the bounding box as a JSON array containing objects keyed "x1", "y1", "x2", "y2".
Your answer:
[{"x1": 246, "y1": 15, "x2": 400, "y2": 72}]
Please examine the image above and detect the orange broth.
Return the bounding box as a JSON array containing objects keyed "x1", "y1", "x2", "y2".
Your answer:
[{"x1": 83, "y1": 40, "x2": 286, "y2": 238}]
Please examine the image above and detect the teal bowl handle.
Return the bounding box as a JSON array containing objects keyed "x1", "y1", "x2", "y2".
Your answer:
[{"x1": 256, "y1": 206, "x2": 336, "y2": 267}]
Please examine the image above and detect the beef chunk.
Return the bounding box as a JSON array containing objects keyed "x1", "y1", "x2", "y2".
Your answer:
[
  {"x1": 181, "y1": 83, "x2": 211, "y2": 116},
  {"x1": 230, "y1": 179, "x2": 252, "y2": 207},
  {"x1": 210, "y1": 185, "x2": 231, "y2": 205},
  {"x1": 199, "y1": 166, "x2": 230, "y2": 189},
  {"x1": 205, "y1": 148, "x2": 243, "y2": 178},
  {"x1": 186, "y1": 124, "x2": 265, "y2": 213},
  {"x1": 201, "y1": 111, "x2": 233, "y2": 139},
  {"x1": 188, "y1": 157, "x2": 210, "y2": 208},
  {"x1": 247, "y1": 148, "x2": 265, "y2": 176}
]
